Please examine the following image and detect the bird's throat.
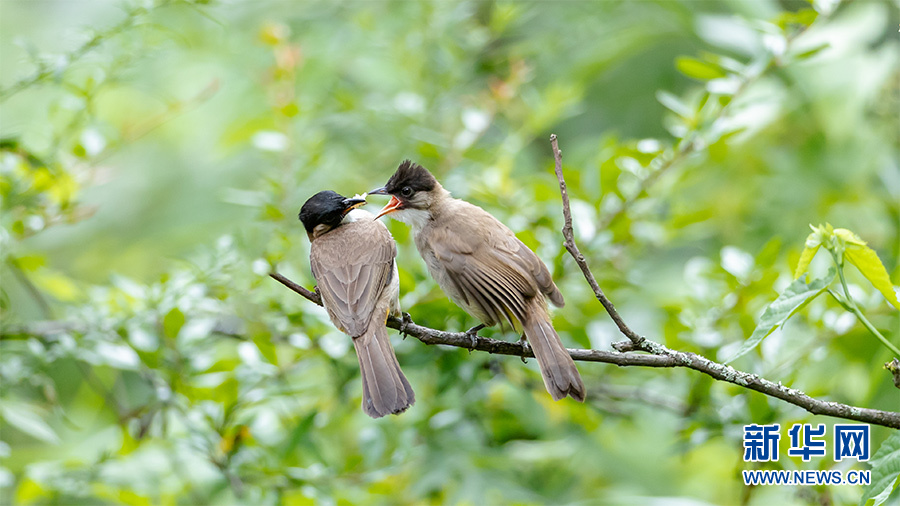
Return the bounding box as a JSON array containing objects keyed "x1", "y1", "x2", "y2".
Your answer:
[{"x1": 390, "y1": 207, "x2": 431, "y2": 231}]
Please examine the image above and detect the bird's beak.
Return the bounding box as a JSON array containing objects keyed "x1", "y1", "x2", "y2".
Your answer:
[
  {"x1": 375, "y1": 195, "x2": 403, "y2": 219},
  {"x1": 341, "y1": 197, "x2": 367, "y2": 215},
  {"x1": 368, "y1": 186, "x2": 389, "y2": 196}
]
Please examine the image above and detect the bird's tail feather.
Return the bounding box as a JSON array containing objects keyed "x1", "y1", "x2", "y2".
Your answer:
[
  {"x1": 523, "y1": 300, "x2": 586, "y2": 402},
  {"x1": 353, "y1": 324, "x2": 415, "y2": 418}
]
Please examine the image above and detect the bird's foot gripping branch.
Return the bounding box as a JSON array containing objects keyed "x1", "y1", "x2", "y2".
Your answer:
[{"x1": 271, "y1": 135, "x2": 900, "y2": 429}]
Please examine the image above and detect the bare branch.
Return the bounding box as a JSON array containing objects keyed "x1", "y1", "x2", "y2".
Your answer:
[
  {"x1": 269, "y1": 272, "x2": 321, "y2": 305},
  {"x1": 267, "y1": 270, "x2": 900, "y2": 429},
  {"x1": 550, "y1": 134, "x2": 644, "y2": 346},
  {"x1": 548, "y1": 133, "x2": 899, "y2": 429},
  {"x1": 263, "y1": 133, "x2": 900, "y2": 429}
]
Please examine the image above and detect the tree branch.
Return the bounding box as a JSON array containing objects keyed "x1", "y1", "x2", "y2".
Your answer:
[
  {"x1": 550, "y1": 134, "x2": 644, "y2": 347},
  {"x1": 266, "y1": 134, "x2": 900, "y2": 429},
  {"x1": 548, "y1": 134, "x2": 899, "y2": 428},
  {"x1": 268, "y1": 271, "x2": 900, "y2": 429},
  {"x1": 269, "y1": 272, "x2": 320, "y2": 305}
]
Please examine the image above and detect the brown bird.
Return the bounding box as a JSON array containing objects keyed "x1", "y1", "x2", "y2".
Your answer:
[
  {"x1": 298, "y1": 190, "x2": 415, "y2": 417},
  {"x1": 369, "y1": 162, "x2": 585, "y2": 401}
]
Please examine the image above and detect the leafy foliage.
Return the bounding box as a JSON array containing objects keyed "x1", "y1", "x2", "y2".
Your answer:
[
  {"x1": 727, "y1": 268, "x2": 835, "y2": 363},
  {"x1": 862, "y1": 430, "x2": 900, "y2": 506},
  {"x1": 798, "y1": 224, "x2": 900, "y2": 311}
]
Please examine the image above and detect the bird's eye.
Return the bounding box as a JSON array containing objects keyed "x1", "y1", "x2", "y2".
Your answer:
[{"x1": 400, "y1": 186, "x2": 413, "y2": 197}]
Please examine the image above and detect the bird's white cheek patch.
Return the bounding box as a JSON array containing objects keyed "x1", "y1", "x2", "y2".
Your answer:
[{"x1": 391, "y1": 208, "x2": 430, "y2": 231}]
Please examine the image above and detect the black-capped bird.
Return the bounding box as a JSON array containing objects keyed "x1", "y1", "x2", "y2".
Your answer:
[
  {"x1": 298, "y1": 190, "x2": 415, "y2": 417},
  {"x1": 369, "y1": 162, "x2": 585, "y2": 402}
]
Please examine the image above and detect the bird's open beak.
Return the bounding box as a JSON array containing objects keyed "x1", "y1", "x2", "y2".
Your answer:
[
  {"x1": 341, "y1": 198, "x2": 367, "y2": 215},
  {"x1": 368, "y1": 186, "x2": 389, "y2": 196},
  {"x1": 375, "y1": 195, "x2": 403, "y2": 219}
]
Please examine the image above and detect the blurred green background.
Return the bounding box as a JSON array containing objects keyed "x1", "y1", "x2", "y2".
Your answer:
[{"x1": 1, "y1": 0, "x2": 898, "y2": 504}]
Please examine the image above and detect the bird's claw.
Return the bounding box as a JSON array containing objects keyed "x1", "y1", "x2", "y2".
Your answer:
[
  {"x1": 518, "y1": 334, "x2": 528, "y2": 363},
  {"x1": 465, "y1": 324, "x2": 485, "y2": 352},
  {"x1": 399, "y1": 312, "x2": 413, "y2": 339}
]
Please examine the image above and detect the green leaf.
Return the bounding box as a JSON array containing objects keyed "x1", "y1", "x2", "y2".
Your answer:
[
  {"x1": 834, "y1": 227, "x2": 866, "y2": 247},
  {"x1": 774, "y1": 8, "x2": 818, "y2": 30},
  {"x1": 675, "y1": 56, "x2": 727, "y2": 81},
  {"x1": 253, "y1": 332, "x2": 279, "y2": 365},
  {"x1": 794, "y1": 244, "x2": 820, "y2": 279},
  {"x1": 0, "y1": 403, "x2": 60, "y2": 444},
  {"x1": 844, "y1": 244, "x2": 900, "y2": 311},
  {"x1": 793, "y1": 42, "x2": 830, "y2": 60},
  {"x1": 14, "y1": 477, "x2": 50, "y2": 505},
  {"x1": 163, "y1": 307, "x2": 185, "y2": 339},
  {"x1": 727, "y1": 269, "x2": 835, "y2": 363},
  {"x1": 263, "y1": 203, "x2": 285, "y2": 221},
  {"x1": 861, "y1": 430, "x2": 900, "y2": 506},
  {"x1": 33, "y1": 269, "x2": 81, "y2": 301},
  {"x1": 656, "y1": 90, "x2": 692, "y2": 118},
  {"x1": 14, "y1": 254, "x2": 45, "y2": 271}
]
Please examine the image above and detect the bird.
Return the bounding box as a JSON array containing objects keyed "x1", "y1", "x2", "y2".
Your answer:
[
  {"x1": 298, "y1": 190, "x2": 415, "y2": 418},
  {"x1": 369, "y1": 161, "x2": 585, "y2": 402}
]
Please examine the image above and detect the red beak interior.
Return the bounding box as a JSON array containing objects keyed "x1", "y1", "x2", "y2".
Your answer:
[{"x1": 375, "y1": 196, "x2": 403, "y2": 219}]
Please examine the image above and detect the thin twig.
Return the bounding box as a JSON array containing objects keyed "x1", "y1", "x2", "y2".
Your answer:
[
  {"x1": 551, "y1": 134, "x2": 644, "y2": 346},
  {"x1": 590, "y1": 384, "x2": 690, "y2": 416},
  {"x1": 548, "y1": 133, "x2": 899, "y2": 428},
  {"x1": 596, "y1": 142, "x2": 694, "y2": 231},
  {"x1": 0, "y1": 6, "x2": 146, "y2": 101},
  {"x1": 830, "y1": 250, "x2": 900, "y2": 356},
  {"x1": 269, "y1": 272, "x2": 321, "y2": 305}
]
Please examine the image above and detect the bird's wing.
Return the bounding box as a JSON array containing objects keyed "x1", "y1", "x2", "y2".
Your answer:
[
  {"x1": 511, "y1": 235, "x2": 564, "y2": 307},
  {"x1": 430, "y1": 201, "x2": 560, "y2": 327},
  {"x1": 311, "y1": 219, "x2": 396, "y2": 337}
]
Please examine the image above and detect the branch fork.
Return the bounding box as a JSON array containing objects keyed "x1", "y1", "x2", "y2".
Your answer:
[{"x1": 270, "y1": 135, "x2": 900, "y2": 429}]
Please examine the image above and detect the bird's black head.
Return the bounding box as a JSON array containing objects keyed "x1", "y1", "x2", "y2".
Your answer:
[
  {"x1": 368, "y1": 160, "x2": 439, "y2": 218},
  {"x1": 298, "y1": 190, "x2": 366, "y2": 239},
  {"x1": 383, "y1": 160, "x2": 437, "y2": 197},
  {"x1": 370, "y1": 160, "x2": 436, "y2": 198}
]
